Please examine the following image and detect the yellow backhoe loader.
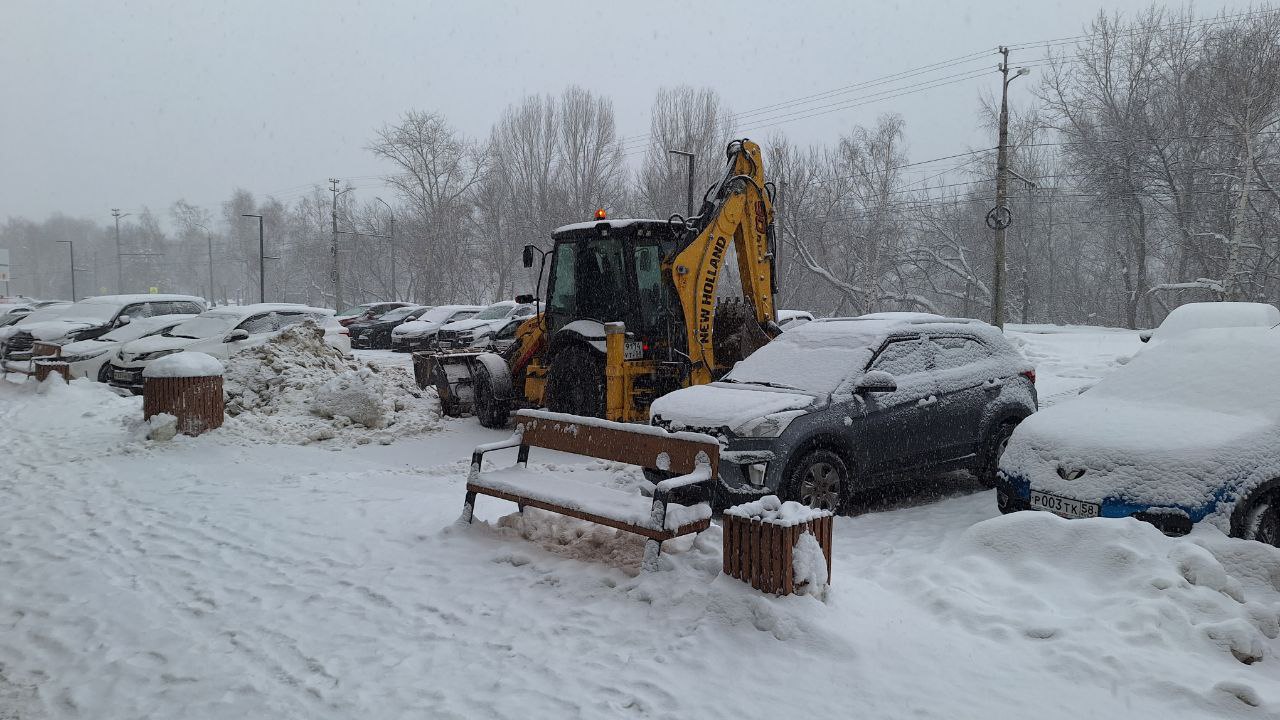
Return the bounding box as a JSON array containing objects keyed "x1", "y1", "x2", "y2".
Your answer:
[{"x1": 417, "y1": 138, "x2": 780, "y2": 428}]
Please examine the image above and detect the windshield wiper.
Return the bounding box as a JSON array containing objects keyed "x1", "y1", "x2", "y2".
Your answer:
[{"x1": 743, "y1": 380, "x2": 803, "y2": 390}]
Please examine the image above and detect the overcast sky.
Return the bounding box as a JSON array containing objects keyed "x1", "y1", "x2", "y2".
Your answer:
[{"x1": 1, "y1": 0, "x2": 1257, "y2": 226}]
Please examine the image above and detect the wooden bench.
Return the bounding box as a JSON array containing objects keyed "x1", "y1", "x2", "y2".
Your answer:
[{"x1": 461, "y1": 409, "x2": 719, "y2": 572}]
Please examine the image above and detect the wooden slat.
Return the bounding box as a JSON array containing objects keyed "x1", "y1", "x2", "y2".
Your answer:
[
  {"x1": 515, "y1": 410, "x2": 718, "y2": 476},
  {"x1": 143, "y1": 376, "x2": 224, "y2": 436},
  {"x1": 466, "y1": 483, "x2": 710, "y2": 541}
]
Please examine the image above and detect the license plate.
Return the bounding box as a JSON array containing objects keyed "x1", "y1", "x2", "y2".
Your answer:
[
  {"x1": 624, "y1": 341, "x2": 643, "y2": 360},
  {"x1": 113, "y1": 369, "x2": 137, "y2": 382},
  {"x1": 1029, "y1": 490, "x2": 1100, "y2": 519}
]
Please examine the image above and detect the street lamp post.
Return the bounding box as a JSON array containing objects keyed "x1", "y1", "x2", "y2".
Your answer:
[
  {"x1": 111, "y1": 209, "x2": 131, "y2": 293},
  {"x1": 991, "y1": 48, "x2": 1030, "y2": 329},
  {"x1": 668, "y1": 149, "x2": 696, "y2": 218},
  {"x1": 374, "y1": 196, "x2": 396, "y2": 301},
  {"x1": 242, "y1": 214, "x2": 267, "y2": 304},
  {"x1": 55, "y1": 240, "x2": 76, "y2": 301}
]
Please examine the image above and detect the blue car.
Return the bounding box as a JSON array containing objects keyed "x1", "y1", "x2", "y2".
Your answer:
[{"x1": 997, "y1": 326, "x2": 1280, "y2": 546}]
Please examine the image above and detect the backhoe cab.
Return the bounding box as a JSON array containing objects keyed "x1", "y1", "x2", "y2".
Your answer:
[{"x1": 418, "y1": 138, "x2": 780, "y2": 428}]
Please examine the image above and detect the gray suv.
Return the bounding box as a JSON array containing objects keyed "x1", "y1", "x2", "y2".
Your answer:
[{"x1": 649, "y1": 314, "x2": 1038, "y2": 512}]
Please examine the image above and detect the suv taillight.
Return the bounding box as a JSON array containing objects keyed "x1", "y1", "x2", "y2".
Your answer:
[{"x1": 1021, "y1": 369, "x2": 1036, "y2": 384}]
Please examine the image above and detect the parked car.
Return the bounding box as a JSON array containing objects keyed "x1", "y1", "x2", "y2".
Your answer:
[
  {"x1": 58, "y1": 313, "x2": 197, "y2": 381},
  {"x1": 776, "y1": 309, "x2": 814, "y2": 331},
  {"x1": 335, "y1": 301, "x2": 414, "y2": 328},
  {"x1": 649, "y1": 313, "x2": 1038, "y2": 512},
  {"x1": 0, "y1": 303, "x2": 73, "y2": 370},
  {"x1": 433, "y1": 300, "x2": 535, "y2": 351},
  {"x1": 106, "y1": 303, "x2": 334, "y2": 393},
  {"x1": 2, "y1": 295, "x2": 203, "y2": 367},
  {"x1": 998, "y1": 327, "x2": 1280, "y2": 546},
  {"x1": 348, "y1": 305, "x2": 429, "y2": 349},
  {"x1": 1138, "y1": 301, "x2": 1279, "y2": 344},
  {"x1": 391, "y1": 304, "x2": 483, "y2": 352}
]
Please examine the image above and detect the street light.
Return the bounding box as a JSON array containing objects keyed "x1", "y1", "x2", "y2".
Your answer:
[
  {"x1": 668, "y1": 149, "x2": 696, "y2": 218},
  {"x1": 241, "y1": 214, "x2": 275, "y2": 304},
  {"x1": 991, "y1": 47, "x2": 1031, "y2": 329},
  {"x1": 193, "y1": 221, "x2": 216, "y2": 306},
  {"x1": 55, "y1": 240, "x2": 76, "y2": 301},
  {"x1": 111, "y1": 209, "x2": 131, "y2": 293},
  {"x1": 374, "y1": 196, "x2": 396, "y2": 301}
]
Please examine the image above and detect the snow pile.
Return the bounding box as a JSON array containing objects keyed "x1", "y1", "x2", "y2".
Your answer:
[
  {"x1": 940, "y1": 513, "x2": 1280, "y2": 665},
  {"x1": 725, "y1": 494, "x2": 830, "y2": 526},
  {"x1": 792, "y1": 530, "x2": 830, "y2": 600},
  {"x1": 221, "y1": 322, "x2": 440, "y2": 445},
  {"x1": 143, "y1": 351, "x2": 223, "y2": 378}
]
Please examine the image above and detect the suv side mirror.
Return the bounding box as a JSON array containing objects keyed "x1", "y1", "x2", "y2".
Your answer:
[
  {"x1": 855, "y1": 370, "x2": 897, "y2": 394},
  {"x1": 1138, "y1": 330, "x2": 1153, "y2": 343},
  {"x1": 515, "y1": 293, "x2": 534, "y2": 304},
  {"x1": 225, "y1": 329, "x2": 250, "y2": 342},
  {"x1": 522, "y1": 245, "x2": 536, "y2": 268},
  {"x1": 116, "y1": 315, "x2": 132, "y2": 326}
]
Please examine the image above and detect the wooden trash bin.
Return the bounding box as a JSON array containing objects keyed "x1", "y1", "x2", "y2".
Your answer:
[
  {"x1": 722, "y1": 496, "x2": 833, "y2": 596},
  {"x1": 33, "y1": 359, "x2": 71, "y2": 383},
  {"x1": 142, "y1": 352, "x2": 225, "y2": 436}
]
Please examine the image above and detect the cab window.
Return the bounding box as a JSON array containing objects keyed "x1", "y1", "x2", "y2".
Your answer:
[{"x1": 634, "y1": 245, "x2": 664, "y2": 328}]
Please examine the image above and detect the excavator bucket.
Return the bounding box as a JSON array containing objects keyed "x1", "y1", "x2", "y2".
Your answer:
[{"x1": 414, "y1": 351, "x2": 483, "y2": 417}]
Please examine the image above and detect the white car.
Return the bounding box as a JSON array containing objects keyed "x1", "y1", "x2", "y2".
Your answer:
[
  {"x1": 433, "y1": 301, "x2": 535, "y2": 350},
  {"x1": 1140, "y1": 301, "x2": 1279, "y2": 344},
  {"x1": 1, "y1": 294, "x2": 206, "y2": 367},
  {"x1": 58, "y1": 314, "x2": 197, "y2": 381},
  {"x1": 998, "y1": 327, "x2": 1280, "y2": 545},
  {"x1": 107, "y1": 303, "x2": 335, "y2": 393},
  {"x1": 391, "y1": 304, "x2": 483, "y2": 352},
  {"x1": 0, "y1": 302, "x2": 75, "y2": 370}
]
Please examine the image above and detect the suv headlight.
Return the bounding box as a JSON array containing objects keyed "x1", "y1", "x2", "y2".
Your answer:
[{"x1": 732, "y1": 410, "x2": 806, "y2": 438}]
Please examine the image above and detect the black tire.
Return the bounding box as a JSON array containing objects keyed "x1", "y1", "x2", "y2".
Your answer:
[
  {"x1": 1241, "y1": 496, "x2": 1280, "y2": 547},
  {"x1": 976, "y1": 419, "x2": 1020, "y2": 489},
  {"x1": 546, "y1": 344, "x2": 605, "y2": 418},
  {"x1": 96, "y1": 363, "x2": 111, "y2": 383},
  {"x1": 473, "y1": 362, "x2": 511, "y2": 429},
  {"x1": 784, "y1": 448, "x2": 850, "y2": 514}
]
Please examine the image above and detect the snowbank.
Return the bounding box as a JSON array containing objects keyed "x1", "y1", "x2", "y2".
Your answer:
[
  {"x1": 724, "y1": 494, "x2": 830, "y2": 526},
  {"x1": 143, "y1": 351, "x2": 224, "y2": 378},
  {"x1": 221, "y1": 323, "x2": 440, "y2": 446}
]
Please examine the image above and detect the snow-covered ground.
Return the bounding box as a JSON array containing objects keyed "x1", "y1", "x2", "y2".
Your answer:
[{"x1": 2, "y1": 327, "x2": 1278, "y2": 719}]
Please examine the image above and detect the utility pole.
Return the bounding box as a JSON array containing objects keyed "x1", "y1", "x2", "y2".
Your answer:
[
  {"x1": 56, "y1": 240, "x2": 76, "y2": 301},
  {"x1": 330, "y1": 179, "x2": 344, "y2": 312},
  {"x1": 111, "y1": 209, "x2": 130, "y2": 293},
  {"x1": 668, "y1": 149, "x2": 696, "y2": 218},
  {"x1": 990, "y1": 47, "x2": 1029, "y2": 329},
  {"x1": 375, "y1": 196, "x2": 395, "y2": 301},
  {"x1": 207, "y1": 231, "x2": 216, "y2": 306}
]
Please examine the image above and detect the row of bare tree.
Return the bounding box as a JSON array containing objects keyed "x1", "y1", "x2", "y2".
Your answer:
[{"x1": 4, "y1": 6, "x2": 1278, "y2": 330}]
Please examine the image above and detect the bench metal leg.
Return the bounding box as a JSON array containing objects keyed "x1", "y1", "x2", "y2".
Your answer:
[
  {"x1": 460, "y1": 490, "x2": 477, "y2": 524},
  {"x1": 641, "y1": 538, "x2": 662, "y2": 572}
]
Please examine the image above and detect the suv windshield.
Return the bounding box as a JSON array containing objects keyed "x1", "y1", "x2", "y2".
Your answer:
[
  {"x1": 378, "y1": 306, "x2": 419, "y2": 322},
  {"x1": 57, "y1": 302, "x2": 121, "y2": 323},
  {"x1": 166, "y1": 313, "x2": 240, "y2": 339},
  {"x1": 723, "y1": 322, "x2": 885, "y2": 394},
  {"x1": 473, "y1": 303, "x2": 513, "y2": 321}
]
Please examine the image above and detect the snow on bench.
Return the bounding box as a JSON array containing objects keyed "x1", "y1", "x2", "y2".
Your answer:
[{"x1": 461, "y1": 409, "x2": 718, "y2": 571}]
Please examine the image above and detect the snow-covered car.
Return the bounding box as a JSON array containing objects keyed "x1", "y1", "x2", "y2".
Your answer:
[
  {"x1": 433, "y1": 301, "x2": 535, "y2": 350},
  {"x1": 336, "y1": 301, "x2": 414, "y2": 328},
  {"x1": 1139, "y1": 301, "x2": 1279, "y2": 344},
  {"x1": 58, "y1": 313, "x2": 197, "y2": 381},
  {"x1": 391, "y1": 304, "x2": 482, "y2": 352},
  {"x1": 776, "y1": 309, "x2": 814, "y2": 330},
  {"x1": 0, "y1": 302, "x2": 75, "y2": 371},
  {"x1": 106, "y1": 303, "x2": 334, "y2": 393},
  {"x1": 650, "y1": 313, "x2": 1038, "y2": 512},
  {"x1": 1, "y1": 294, "x2": 206, "y2": 365},
  {"x1": 997, "y1": 327, "x2": 1280, "y2": 545},
  {"x1": 348, "y1": 305, "x2": 429, "y2": 349}
]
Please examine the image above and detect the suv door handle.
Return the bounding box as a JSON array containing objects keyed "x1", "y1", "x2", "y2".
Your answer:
[
  {"x1": 917, "y1": 395, "x2": 937, "y2": 407},
  {"x1": 983, "y1": 378, "x2": 1003, "y2": 391}
]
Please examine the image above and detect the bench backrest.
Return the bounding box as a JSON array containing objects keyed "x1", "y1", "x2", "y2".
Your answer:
[{"x1": 515, "y1": 410, "x2": 718, "y2": 477}]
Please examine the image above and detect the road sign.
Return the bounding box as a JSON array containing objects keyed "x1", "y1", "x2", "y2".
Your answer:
[
  {"x1": 986, "y1": 206, "x2": 1013, "y2": 230},
  {"x1": 149, "y1": 286, "x2": 158, "y2": 294}
]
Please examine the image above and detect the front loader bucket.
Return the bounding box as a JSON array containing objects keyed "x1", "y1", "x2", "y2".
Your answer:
[{"x1": 413, "y1": 351, "x2": 483, "y2": 417}]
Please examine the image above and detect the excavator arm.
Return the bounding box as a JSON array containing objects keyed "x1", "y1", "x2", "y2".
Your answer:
[{"x1": 668, "y1": 139, "x2": 778, "y2": 385}]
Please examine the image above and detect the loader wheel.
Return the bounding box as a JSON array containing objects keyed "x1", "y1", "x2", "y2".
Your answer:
[
  {"x1": 473, "y1": 361, "x2": 511, "y2": 429},
  {"x1": 547, "y1": 344, "x2": 605, "y2": 418}
]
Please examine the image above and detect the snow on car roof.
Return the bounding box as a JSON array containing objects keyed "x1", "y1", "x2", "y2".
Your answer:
[
  {"x1": 1152, "y1": 301, "x2": 1280, "y2": 341},
  {"x1": 79, "y1": 293, "x2": 205, "y2": 304},
  {"x1": 199, "y1": 303, "x2": 333, "y2": 319}
]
